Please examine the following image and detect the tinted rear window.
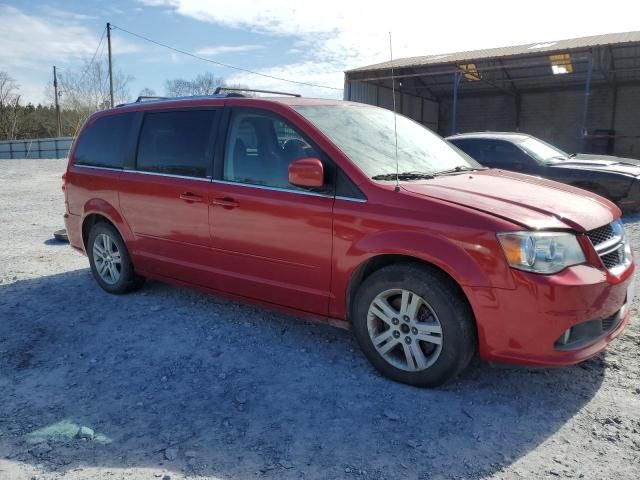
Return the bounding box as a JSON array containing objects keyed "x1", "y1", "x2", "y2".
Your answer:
[
  {"x1": 136, "y1": 110, "x2": 216, "y2": 178},
  {"x1": 74, "y1": 113, "x2": 134, "y2": 168}
]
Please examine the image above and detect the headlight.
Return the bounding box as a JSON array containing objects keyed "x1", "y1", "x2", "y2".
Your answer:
[{"x1": 497, "y1": 231, "x2": 586, "y2": 274}]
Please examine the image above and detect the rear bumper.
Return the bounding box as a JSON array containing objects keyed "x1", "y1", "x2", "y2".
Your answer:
[
  {"x1": 63, "y1": 212, "x2": 85, "y2": 254},
  {"x1": 465, "y1": 262, "x2": 634, "y2": 366}
]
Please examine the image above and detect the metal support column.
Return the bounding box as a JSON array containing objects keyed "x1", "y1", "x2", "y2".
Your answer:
[
  {"x1": 515, "y1": 93, "x2": 521, "y2": 131},
  {"x1": 580, "y1": 54, "x2": 593, "y2": 152},
  {"x1": 450, "y1": 71, "x2": 462, "y2": 136}
]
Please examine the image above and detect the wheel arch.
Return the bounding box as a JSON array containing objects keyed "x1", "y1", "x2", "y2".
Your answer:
[
  {"x1": 345, "y1": 254, "x2": 476, "y2": 326},
  {"x1": 81, "y1": 198, "x2": 133, "y2": 251},
  {"x1": 82, "y1": 213, "x2": 116, "y2": 250}
]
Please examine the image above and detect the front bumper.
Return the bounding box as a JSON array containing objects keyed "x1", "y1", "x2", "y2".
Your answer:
[{"x1": 464, "y1": 262, "x2": 634, "y2": 366}]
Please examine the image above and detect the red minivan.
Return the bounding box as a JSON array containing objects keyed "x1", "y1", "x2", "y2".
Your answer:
[{"x1": 63, "y1": 94, "x2": 635, "y2": 387}]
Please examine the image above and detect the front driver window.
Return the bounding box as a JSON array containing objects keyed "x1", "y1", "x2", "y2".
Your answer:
[{"x1": 224, "y1": 110, "x2": 323, "y2": 190}]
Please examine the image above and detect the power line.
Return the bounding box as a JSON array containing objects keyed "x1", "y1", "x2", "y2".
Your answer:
[
  {"x1": 63, "y1": 26, "x2": 109, "y2": 140},
  {"x1": 110, "y1": 23, "x2": 343, "y2": 91},
  {"x1": 80, "y1": 26, "x2": 107, "y2": 80},
  {"x1": 60, "y1": 25, "x2": 106, "y2": 95}
]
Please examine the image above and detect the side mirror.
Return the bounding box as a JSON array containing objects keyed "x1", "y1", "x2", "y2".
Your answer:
[{"x1": 288, "y1": 158, "x2": 324, "y2": 188}]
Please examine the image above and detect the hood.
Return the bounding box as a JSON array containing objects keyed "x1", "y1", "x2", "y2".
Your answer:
[
  {"x1": 573, "y1": 153, "x2": 640, "y2": 166},
  {"x1": 548, "y1": 154, "x2": 640, "y2": 176},
  {"x1": 402, "y1": 170, "x2": 618, "y2": 232}
]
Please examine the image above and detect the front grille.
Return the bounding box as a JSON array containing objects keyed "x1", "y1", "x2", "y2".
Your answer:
[
  {"x1": 601, "y1": 312, "x2": 620, "y2": 332},
  {"x1": 601, "y1": 246, "x2": 624, "y2": 269},
  {"x1": 586, "y1": 224, "x2": 614, "y2": 247},
  {"x1": 585, "y1": 222, "x2": 627, "y2": 272}
]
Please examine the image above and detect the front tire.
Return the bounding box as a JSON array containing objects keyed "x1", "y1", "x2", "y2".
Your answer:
[
  {"x1": 351, "y1": 264, "x2": 476, "y2": 387},
  {"x1": 87, "y1": 222, "x2": 144, "y2": 294}
]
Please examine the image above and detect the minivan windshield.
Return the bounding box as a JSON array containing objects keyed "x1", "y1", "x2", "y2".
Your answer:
[
  {"x1": 293, "y1": 105, "x2": 480, "y2": 179},
  {"x1": 517, "y1": 136, "x2": 570, "y2": 163}
]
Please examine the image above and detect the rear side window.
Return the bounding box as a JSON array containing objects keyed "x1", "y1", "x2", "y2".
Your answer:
[
  {"x1": 136, "y1": 110, "x2": 217, "y2": 178},
  {"x1": 74, "y1": 113, "x2": 134, "y2": 168}
]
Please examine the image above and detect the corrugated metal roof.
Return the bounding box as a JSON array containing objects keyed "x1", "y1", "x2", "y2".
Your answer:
[{"x1": 347, "y1": 31, "x2": 640, "y2": 73}]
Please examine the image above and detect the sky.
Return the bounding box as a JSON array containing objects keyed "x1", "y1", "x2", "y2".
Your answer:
[{"x1": 2, "y1": 0, "x2": 639, "y2": 104}]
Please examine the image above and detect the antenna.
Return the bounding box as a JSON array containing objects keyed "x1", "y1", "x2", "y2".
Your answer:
[{"x1": 389, "y1": 32, "x2": 400, "y2": 192}]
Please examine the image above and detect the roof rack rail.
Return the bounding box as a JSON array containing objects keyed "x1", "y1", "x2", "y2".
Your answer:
[
  {"x1": 214, "y1": 87, "x2": 302, "y2": 97},
  {"x1": 135, "y1": 96, "x2": 169, "y2": 102}
]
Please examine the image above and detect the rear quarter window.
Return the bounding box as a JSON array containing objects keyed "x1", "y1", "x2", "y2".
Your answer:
[
  {"x1": 136, "y1": 110, "x2": 217, "y2": 178},
  {"x1": 73, "y1": 113, "x2": 135, "y2": 168}
]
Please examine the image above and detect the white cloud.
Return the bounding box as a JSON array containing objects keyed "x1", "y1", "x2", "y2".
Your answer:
[
  {"x1": 225, "y1": 61, "x2": 344, "y2": 99},
  {"x1": 0, "y1": 5, "x2": 99, "y2": 69},
  {"x1": 138, "y1": 0, "x2": 640, "y2": 97},
  {"x1": 0, "y1": 6, "x2": 141, "y2": 69},
  {"x1": 195, "y1": 44, "x2": 265, "y2": 56},
  {"x1": 39, "y1": 5, "x2": 98, "y2": 21},
  {"x1": 0, "y1": 5, "x2": 141, "y2": 103}
]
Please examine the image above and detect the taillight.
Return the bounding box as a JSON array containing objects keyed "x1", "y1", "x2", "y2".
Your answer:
[{"x1": 61, "y1": 172, "x2": 67, "y2": 191}]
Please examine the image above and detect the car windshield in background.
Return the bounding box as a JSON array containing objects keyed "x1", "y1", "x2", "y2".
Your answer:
[
  {"x1": 293, "y1": 105, "x2": 480, "y2": 179},
  {"x1": 518, "y1": 137, "x2": 569, "y2": 163}
]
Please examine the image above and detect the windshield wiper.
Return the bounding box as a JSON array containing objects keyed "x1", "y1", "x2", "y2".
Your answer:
[
  {"x1": 432, "y1": 165, "x2": 487, "y2": 176},
  {"x1": 371, "y1": 171, "x2": 435, "y2": 181}
]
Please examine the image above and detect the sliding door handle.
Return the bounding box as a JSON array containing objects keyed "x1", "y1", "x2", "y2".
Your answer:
[
  {"x1": 212, "y1": 197, "x2": 239, "y2": 208},
  {"x1": 179, "y1": 192, "x2": 203, "y2": 203}
]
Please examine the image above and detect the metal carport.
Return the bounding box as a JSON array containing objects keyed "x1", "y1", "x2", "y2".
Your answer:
[{"x1": 344, "y1": 31, "x2": 640, "y2": 158}]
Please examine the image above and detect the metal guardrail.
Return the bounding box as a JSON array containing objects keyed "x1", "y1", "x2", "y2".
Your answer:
[{"x1": 0, "y1": 137, "x2": 73, "y2": 159}]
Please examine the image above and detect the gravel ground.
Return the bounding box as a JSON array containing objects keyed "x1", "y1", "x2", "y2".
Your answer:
[{"x1": 0, "y1": 158, "x2": 639, "y2": 480}]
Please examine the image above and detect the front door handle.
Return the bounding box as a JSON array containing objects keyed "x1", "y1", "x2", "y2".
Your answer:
[
  {"x1": 179, "y1": 192, "x2": 203, "y2": 203},
  {"x1": 212, "y1": 197, "x2": 239, "y2": 208}
]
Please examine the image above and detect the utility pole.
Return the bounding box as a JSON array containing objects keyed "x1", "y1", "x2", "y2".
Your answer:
[
  {"x1": 53, "y1": 66, "x2": 61, "y2": 137},
  {"x1": 106, "y1": 22, "x2": 114, "y2": 108},
  {"x1": 10, "y1": 95, "x2": 20, "y2": 140}
]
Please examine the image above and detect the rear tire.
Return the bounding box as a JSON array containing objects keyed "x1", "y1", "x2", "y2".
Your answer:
[
  {"x1": 351, "y1": 264, "x2": 476, "y2": 387},
  {"x1": 87, "y1": 222, "x2": 145, "y2": 294}
]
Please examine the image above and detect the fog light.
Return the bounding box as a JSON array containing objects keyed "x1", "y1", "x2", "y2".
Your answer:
[{"x1": 557, "y1": 328, "x2": 572, "y2": 346}]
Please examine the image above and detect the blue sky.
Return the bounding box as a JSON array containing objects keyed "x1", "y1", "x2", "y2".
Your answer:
[{"x1": 2, "y1": 0, "x2": 639, "y2": 104}]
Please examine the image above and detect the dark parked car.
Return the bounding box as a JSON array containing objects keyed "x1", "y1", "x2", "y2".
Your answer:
[{"x1": 447, "y1": 132, "x2": 640, "y2": 210}]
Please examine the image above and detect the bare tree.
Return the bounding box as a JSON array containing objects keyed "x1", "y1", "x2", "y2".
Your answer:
[
  {"x1": 164, "y1": 72, "x2": 256, "y2": 98},
  {"x1": 165, "y1": 72, "x2": 224, "y2": 97},
  {"x1": 56, "y1": 60, "x2": 133, "y2": 120},
  {"x1": 138, "y1": 87, "x2": 157, "y2": 98},
  {"x1": 0, "y1": 71, "x2": 20, "y2": 139}
]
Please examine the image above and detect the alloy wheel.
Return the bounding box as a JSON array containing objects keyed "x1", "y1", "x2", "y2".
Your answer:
[
  {"x1": 367, "y1": 288, "x2": 443, "y2": 372},
  {"x1": 92, "y1": 233, "x2": 122, "y2": 285}
]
